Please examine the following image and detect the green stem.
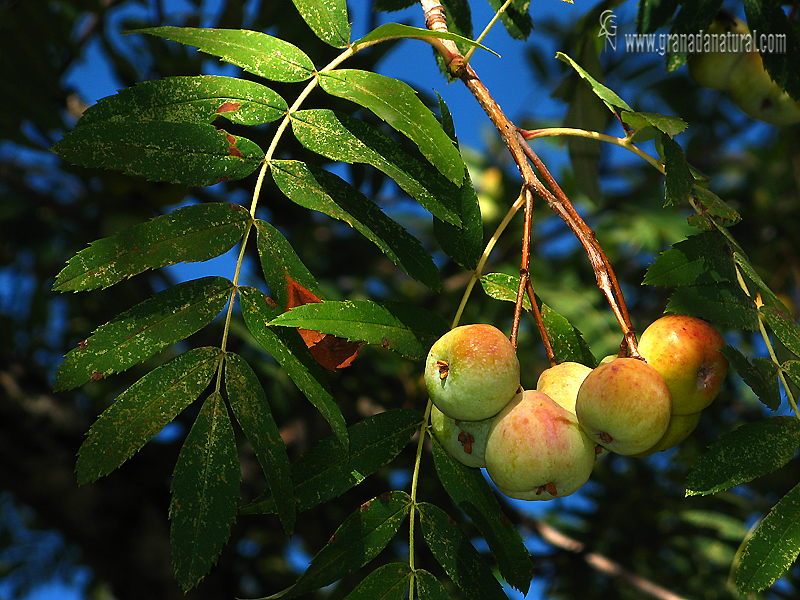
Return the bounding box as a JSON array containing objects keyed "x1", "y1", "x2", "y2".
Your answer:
[
  {"x1": 463, "y1": 0, "x2": 513, "y2": 66},
  {"x1": 451, "y1": 190, "x2": 526, "y2": 329},
  {"x1": 408, "y1": 399, "x2": 434, "y2": 597},
  {"x1": 522, "y1": 127, "x2": 664, "y2": 173}
]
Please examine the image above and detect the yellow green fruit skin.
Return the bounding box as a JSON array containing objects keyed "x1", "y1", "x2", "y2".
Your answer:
[
  {"x1": 632, "y1": 411, "x2": 702, "y2": 457},
  {"x1": 687, "y1": 15, "x2": 750, "y2": 91},
  {"x1": 536, "y1": 361, "x2": 591, "y2": 415},
  {"x1": 638, "y1": 314, "x2": 728, "y2": 415},
  {"x1": 728, "y1": 52, "x2": 800, "y2": 126},
  {"x1": 430, "y1": 404, "x2": 492, "y2": 469},
  {"x1": 575, "y1": 358, "x2": 672, "y2": 456},
  {"x1": 424, "y1": 324, "x2": 520, "y2": 421},
  {"x1": 485, "y1": 390, "x2": 595, "y2": 500}
]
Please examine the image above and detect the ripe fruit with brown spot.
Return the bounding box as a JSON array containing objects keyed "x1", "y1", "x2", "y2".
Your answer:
[
  {"x1": 638, "y1": 314, "x2": 728, "y2": 415},
  {"x1": 424, "y1": 324, "x2": 520, "y2": 421},
  {"x1": 484, "y1": 390, "x2": 596, "y2": 501},
  {"x1": 429, "y1": 404, "x2": 492, "y2": 468},
  {"x1": 575, "y1": 358, "x2": 672, "y2": 456}
]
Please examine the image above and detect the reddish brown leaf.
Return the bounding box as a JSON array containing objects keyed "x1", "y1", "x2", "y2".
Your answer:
[{"x1": 285, "y1": 276, "x2": 362, "y2": 370}]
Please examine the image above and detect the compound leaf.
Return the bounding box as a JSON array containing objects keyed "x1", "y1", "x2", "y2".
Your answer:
[
  {"x1": 289, "y1": 109, "x2": 462, "y2": 226},
  {"x1": 53, "y1": 121, "x2": 263, "y2": 186},
  {"x1": 268, "y1": 299, "x2": 450, "y2": 361},
  {"x1": 77, "y1": 75, "x2": 287, "y2": 126},
  {"x1": 291, "y1": 0, "x2": 350, "y2": 48},
  {"x1": 418, "y1": 502, "x2": 507, "y2": 600},
  {"x1": 136, "y1": 27, "x2": 315, "y2": 82},
  {"x1": 238, "y1": 286, "x2": 348, "y2": 448},
  {"x1": 54, "y1": 202, "x2": 250, "y2": 292},
  {"x1": 318, "y1": 69, "x2": 464, "y2": 185},
  {"x1": 271, "y1": 160, "x2": 440, "y2": 290},
  {"x1": 686, "y1": 417, "x2": 800, "y2": 496},
  {"x1": 264, "y1": 492, "x2": 412, "y2": 599},
  {"x1": 170, "y1": 391, "x2": 241, "y2": 592},
  {"x1": 241, "y1": 409, "x2": 423, "y2": 515},
  {"x1": 225, "y1": 352, "x2": 295, "y2": 535},
  {"x1": 737, "y1": 481, "x2": 800, "y2": 593},
  {"x1": 55, "y1": 276, "x2": 233, "y2": 391},
  {"x1": 432, "y1": 439, "x2": 533, "y2": 594},
  {"x1": 76, "y1": 346, "x2": 221, "y2": 485}
]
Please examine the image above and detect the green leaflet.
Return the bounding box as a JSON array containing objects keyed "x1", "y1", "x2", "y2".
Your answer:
[
  {"x1": 432, "y1": 94, "x2": 483, "y2": 272},
  {"x1": 52, "y1": 121, "x2": 264, "y2": 186},
  {"x1": 721, "y1": 346, "x2": 781, "y2": 411},
  {"x1": 341, "y1": 563, "x2": 412, "y2": 600},
  {"x1": 688, "y1": 187, "x2": 742, "y2": 229},
  {"x1": 225, "y1": 353, "x2": 295, "y2": 535},
  {"x1": 289, "y1": 109, "x2": 462, "y2": 226},
  {"x1": 255, "y1": 219, "x2": 323, "y2": 310},
  {"x1": 170, "y1": 392, "x2": 241, "y2": 592},
  {"x1": 352, "y1": 23, "x2": 497, "y2": 56},
  {"x1": 136, "y1": 27, "x2": 316, "y2": 82},
  {"x1": 486, "y1": 0, "x2": 533, "y2": 40},
  {"x1": 317, "y1": 69, "x2": 464, "y2": 185},
  {"x1": 737, "y1": 481, "x2": 800, "y2": 593},
  {"x1": 268, "y1": 299, "x2": 450, "y2": 361},
  {"x1": 761, "y1": 305, "x2": 800, "y2": 358},
  {"x1": 415, "y1": 569, "x2": 451, "y2": 600},
  {"x1": 75, "y1": 346, "x2": 221, "y2": 485},
  {"x1": 240, "y1": 408, "x2": 423, "y2": 515},
  {"x1": 686, "y1": 417, "x2": 800, "y2": 496},
  {"x1": 541, "y1": 305, "x2": 598, "y2": 367},
  {"x1": 262, "y1": 492, "x2": 412, "y2": 600},
  {"x1": 418, "y1": 502, "x2": 508, "y2": 600},
  {"x1": 77, "y1": 75, "x2": 287, "y2": 126},
  {"x1": 55, "y1": 276, "x2": 233, "y2": 391},
  {"x1": 432, "y1": 439, "x2": 533, "y2": 594},
  {"x1": 53, "y1": 202, "x2": 251, "y2": 292},
  {"x1": 291, "y1": 0, "x2": 350, "y2": 48},
  {"x1": 556, "y1": 52, "x2": 633, "y2": 114},
  {"x1": 643, "y1": 231, "x2": 736, "y2": 287},
  {"x1": 270, "y1": 159, "x2": 440, "y2": 290},
  {"x1": 665, "y1": 284, "x2": 759, "y2": 331},
  {"x1": 661, "y1": 134, "x2": 693, "y2": 208},
  {"x1": 238, "y1": 286, "x2": 349, "y2": 448},
  {"x1": 621, "y1": 111, "x2": 687, "y2": 139}
]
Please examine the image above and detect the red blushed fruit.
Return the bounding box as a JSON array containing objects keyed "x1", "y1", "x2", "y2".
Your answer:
[
  {"x1": 484, "y1": 390, "x2": 595, "y2": 500},
  {"x1": 424, "y1": 324, "x2": 520, "y2": 421},
  {"x1": 638, "y1": 314, "x2": 728, "y2": 415},
  {"x1": 575, "y1": 358, "x2": 672, "y2": 456}
]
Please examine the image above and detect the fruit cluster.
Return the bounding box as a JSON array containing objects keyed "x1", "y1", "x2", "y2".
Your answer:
[
  {"x1": 687, "y1": 12, "x2": 800, "y2": 126},
  {"x1": 425, "y1": 315, "x2": 728, "y2": 501}
]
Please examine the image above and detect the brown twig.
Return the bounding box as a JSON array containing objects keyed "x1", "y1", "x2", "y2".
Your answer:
[{"x1": 419, "y1": 0, "x2": 639, "y2": 356}]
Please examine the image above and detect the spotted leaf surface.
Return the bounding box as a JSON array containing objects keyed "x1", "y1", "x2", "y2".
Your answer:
[{"x1": 55, "y1": 276, "x2": 233, "y2": 391}]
